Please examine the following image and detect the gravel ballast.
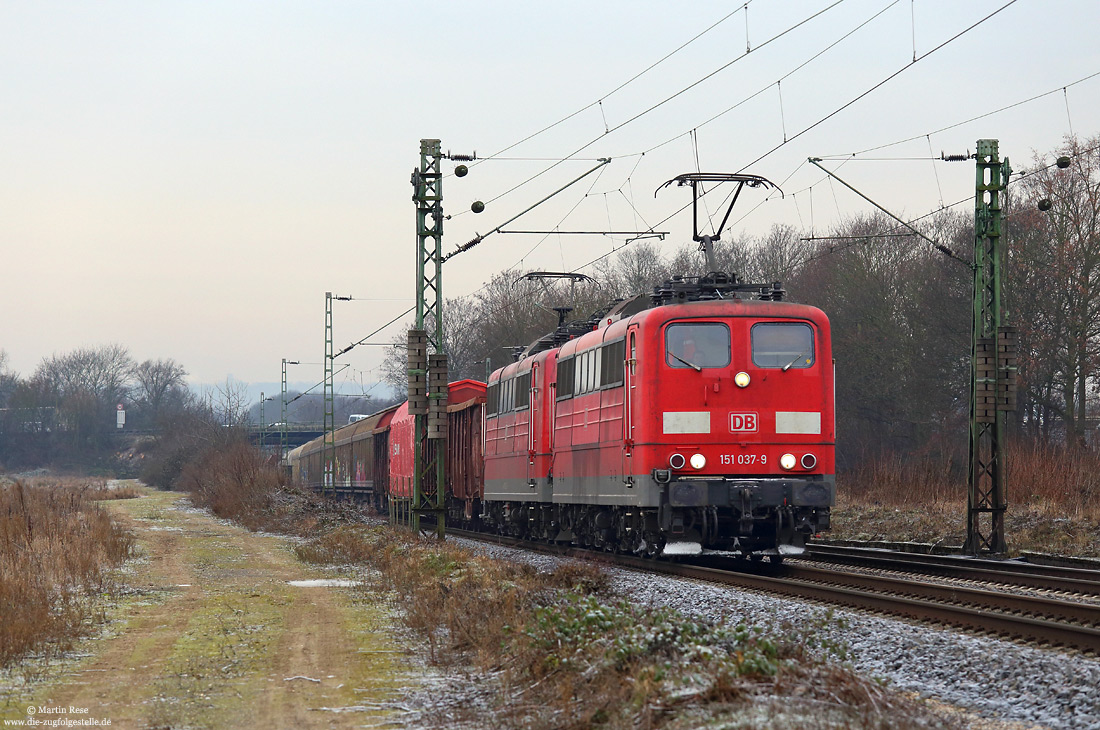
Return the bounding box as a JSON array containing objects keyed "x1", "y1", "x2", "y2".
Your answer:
[{"x1": 459, "y1": 539, "x2": 1100, "y2": 730}]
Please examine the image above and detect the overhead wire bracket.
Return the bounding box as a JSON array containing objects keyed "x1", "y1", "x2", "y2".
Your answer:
[
  {"x1": 807, "y1": 158, "x2": 969, "y2": 266},
  {"x1": 443, "y1": 158, "x2": 611, "y2": 262}
]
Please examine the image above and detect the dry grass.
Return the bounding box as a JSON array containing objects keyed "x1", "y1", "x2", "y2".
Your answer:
[
  {"x1": 297, "y1": 526, "x2": 955, "y2": 730},
  {"x1": 0, "y1": 479, "x2": 135, "y2": 670},
  {"x1": 82, "y1": 483, "x2": 143, "y2": 500},
  {"x1": 835, "y1": 439, "x2": 1100, "y2": 556}
]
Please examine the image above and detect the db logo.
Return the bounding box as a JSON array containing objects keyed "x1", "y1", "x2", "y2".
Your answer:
[{"x1": 729, "y1": 412, "x2": 758, "y2": 433}]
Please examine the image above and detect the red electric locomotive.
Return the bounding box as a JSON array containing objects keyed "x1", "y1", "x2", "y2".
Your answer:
[
  {"x1": 481, "y1": 273, "x2": 835, "y2": 559},
  {"x1": 288, "y1": 273, "x2": 834, "y2": 560}
]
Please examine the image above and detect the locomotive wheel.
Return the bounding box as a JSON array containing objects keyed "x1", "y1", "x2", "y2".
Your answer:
[{"x1": 644, "y1": 532, "x2": 663, "y2": 559}]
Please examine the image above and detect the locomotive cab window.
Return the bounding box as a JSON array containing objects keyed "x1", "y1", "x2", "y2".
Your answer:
[
  {"x1": 665, "y1": 323, "x2": 730, "y2": 369},
  {"x1": 752, "y1": 323, "x2": 815, "y2": 369}
]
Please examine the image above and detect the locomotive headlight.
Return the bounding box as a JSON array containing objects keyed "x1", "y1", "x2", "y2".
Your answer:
[
  {"x1": 690, "y1": 453, "x2": 706, "y2": 470},
  {"x1": 779, "y1": 453, "x2": 797, "y2": 470},
  {"x1": 734, "y1": 371, "x2": 751, "y2": 388}
]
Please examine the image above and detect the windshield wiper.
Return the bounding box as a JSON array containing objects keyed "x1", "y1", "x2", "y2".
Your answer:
[
  {"x1": 669, "y1": 352, "x2": 702, "y2": 372},
  {"x1": 781, "y1": 349, "x2": 810, "y2": 372}
]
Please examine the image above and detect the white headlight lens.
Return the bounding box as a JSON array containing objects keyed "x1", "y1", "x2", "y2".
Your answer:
[
  {"x1": 780, "y1": 453, "x2": 797, "y2": 470},
  {"x1": 734, "y1": 371, "x2": 750, "y2": 388},
  {"x1": 690, "y1": 453, "x2": 706, "y2": 470}
]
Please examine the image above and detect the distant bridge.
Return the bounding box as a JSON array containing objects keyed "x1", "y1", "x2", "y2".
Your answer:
[{"x1": 246, "y1": 424, "x2": 325, "y2": 449}]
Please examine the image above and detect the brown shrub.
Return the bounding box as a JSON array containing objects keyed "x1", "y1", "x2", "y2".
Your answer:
[
  {"x1": 178, "y1": 441, "x2": 284, "y2": 529},
  {"x1": 1006, "y1": 439, "x2": 1100, "y2": 518},
  {"x1": 835, "y1": 439, "x2": 1100, "y2": 554},
  {"x1": 179, "y1": 442, "x2": 370, "y2": 535}
]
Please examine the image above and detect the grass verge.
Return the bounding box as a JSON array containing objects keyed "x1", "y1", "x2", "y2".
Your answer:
[{"x1": 297, "y1": 525, "x2": 957, "y2": 730}]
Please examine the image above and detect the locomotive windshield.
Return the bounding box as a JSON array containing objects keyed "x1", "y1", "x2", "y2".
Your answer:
[
  {"x1": 752, "y1": 322, "x2": 815, "y2": 369},
  {"x1": 665, "y1": 323, "x2": 730, "y2": 369}
]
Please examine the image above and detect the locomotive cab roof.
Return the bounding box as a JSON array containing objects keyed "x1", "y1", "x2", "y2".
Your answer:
[{"x1": 519, "y1": 271, "x2": 792, "y2": 360}]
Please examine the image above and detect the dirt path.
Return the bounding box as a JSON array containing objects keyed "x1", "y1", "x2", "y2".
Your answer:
[{"x1": 0, "y1": 485, "x2": 418, "y2": 729}]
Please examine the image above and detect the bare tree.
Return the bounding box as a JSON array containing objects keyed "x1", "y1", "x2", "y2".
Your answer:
[
  {"x1": 0, "y1": 350, "x2": 18, "y2": 408},
  {"x1": 32, "y1": 344, "x2": 135, "y2": 450},
  {"x1": 208, "y1": 378, "x2": 251, "y2": 429},
  {"x1": 592, "y1": 240, "x2": 672, "y2": 298},
  {"x1": 1007, "y1": 134, "x2": 1100, "y2": 446},
  {"x1": 131, "y1": 358, "x2": 189, "y2": 425},
  {"x1": 790, "y1": 212, "x2": 971, "y2": 464},
  {"x1": 748, "y1": 224, "x2": 812, "y2": 285}
]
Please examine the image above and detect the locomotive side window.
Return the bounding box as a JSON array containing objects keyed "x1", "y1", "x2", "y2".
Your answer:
[
  {"x1": 752, "y1": 323, "x2": 814, "y2": 369},
  {"x1": 514, "y1": 371, "x2": 531, "y2": 410},
  {"x1": 556, "y1": 357, "x2": 575, "y2": 400},
  {"x1": 556, "y1": 341, "x2": 625, "y2": 399},
  {"x1": 665, "y1": 323, "x2": 730, "y2": 369},
  {"x1": 600, "y1": 339, "x2": 625, "y2": 387},
  {"x1": 486, "y1": 382, "x2": 500, "y2": 417}
]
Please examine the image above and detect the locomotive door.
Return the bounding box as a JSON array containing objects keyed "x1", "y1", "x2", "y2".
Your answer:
[
  {"x1": 527, "y1": 362, "x2": 538, "y2": 487},
  {"x1": 623, "y1": 328, "x2": 638, "y2": 481}
]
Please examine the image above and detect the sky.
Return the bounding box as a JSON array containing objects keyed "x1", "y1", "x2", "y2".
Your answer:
[{"x1": 2, "y1": 0, "x2": 1098, "y2": 398}]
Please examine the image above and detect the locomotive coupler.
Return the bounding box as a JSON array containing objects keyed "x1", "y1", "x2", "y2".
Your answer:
[{"x1": 738, "y1": 488, "x2": 754, "y2": 533}]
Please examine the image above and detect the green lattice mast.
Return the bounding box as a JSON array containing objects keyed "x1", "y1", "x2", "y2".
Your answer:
[
  {"x1": 397, "y1": 139, "x2": 448, "y2": 537},
  {"x1": 966, "y1": 139, "x2": 1016, "y2": 554},
  {"x1": 323, "y1": 292, "x2": 335, "y2": 494}
]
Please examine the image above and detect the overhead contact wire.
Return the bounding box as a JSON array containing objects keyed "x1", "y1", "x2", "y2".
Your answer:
[
  {"x1": 481, "y1": 2, "x2": 846, "y2": 209},
  {"x1": 474, "y1": 4, "x2": 749, "y2": 165},
  {"x1": 818, "y1": 70, "x2": 1100, "y2": 160},
  {"x1": 735, "y1": 0, "x2": 1020, "y2": 173}
]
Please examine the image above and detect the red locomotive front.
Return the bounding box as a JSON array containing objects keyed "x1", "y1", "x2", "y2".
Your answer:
[{"x1": 625, "y1": 298, "x2": 834, "y2": 555}]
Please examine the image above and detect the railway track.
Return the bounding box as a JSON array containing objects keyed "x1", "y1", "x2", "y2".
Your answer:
[
  {"x1": 452, "y1": 529, "x2": 1100, "y2": 654},
  {"x1": 805, "y1": 542, "x2": 1100, "y2": 594}
]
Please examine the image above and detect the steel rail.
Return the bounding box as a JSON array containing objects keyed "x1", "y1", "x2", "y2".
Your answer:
[
  {"x1": 775, "y1": 562, "x2": 1100, "y2": 625},
  {"x1": 806, "y1": 544, "x2": 1100, "y2": 594},
  {"x1": 452, "y1": 530, "x2": 1100, "y2": 653}
]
